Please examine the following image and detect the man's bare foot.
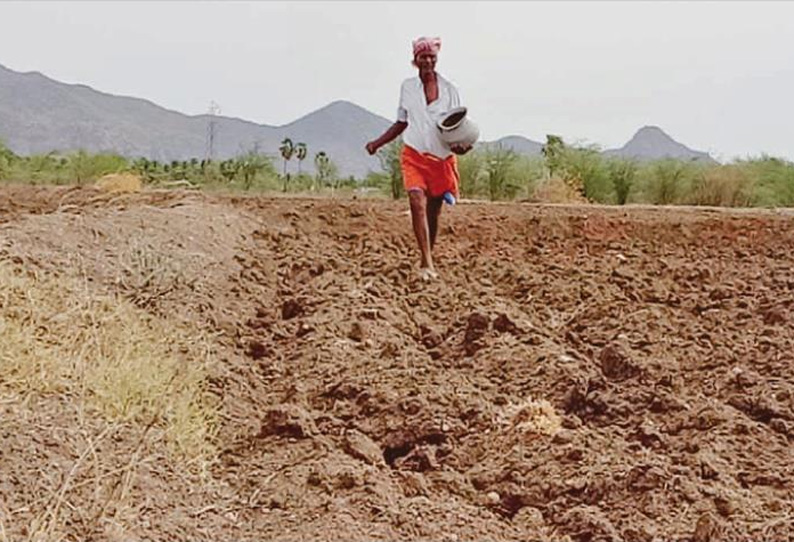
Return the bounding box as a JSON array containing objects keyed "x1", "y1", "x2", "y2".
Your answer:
[{"x1": 418, "y1": 267, "x2": 439, "y2": 282}]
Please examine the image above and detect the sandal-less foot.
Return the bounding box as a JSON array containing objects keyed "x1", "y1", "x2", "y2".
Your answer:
[{"x1": 418, "y1": 268, "x2": 440, "y2": 281}]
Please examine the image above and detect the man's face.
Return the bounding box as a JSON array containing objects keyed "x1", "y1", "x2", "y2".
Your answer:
[{"x1": 415, "y1": 51, "x2": 437, "y2": 72}]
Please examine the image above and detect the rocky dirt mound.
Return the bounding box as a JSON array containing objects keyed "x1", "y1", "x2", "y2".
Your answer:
[{"x1": 1, "y1": 186, "x2": 793, "y2": 541}]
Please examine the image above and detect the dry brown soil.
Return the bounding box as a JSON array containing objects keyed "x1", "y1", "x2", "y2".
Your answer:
[{"x1": 1, "y1": 184, "x2": 794, "y2": 541}]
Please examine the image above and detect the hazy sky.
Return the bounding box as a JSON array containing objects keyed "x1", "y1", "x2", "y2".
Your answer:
[{"x1": 1, "y1": 1, "x2": 793, "y2": 161}]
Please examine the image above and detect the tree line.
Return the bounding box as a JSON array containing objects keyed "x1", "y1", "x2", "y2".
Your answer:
[
  {"x1": 2, "y1": 136, "x2": 793, "y2": 207},
  {"x1": 365, "y1": 136, "x2": 794, "y2": 208},
  {"x1": 0, "y1": 138, "x2": 346, "y2": 193}
]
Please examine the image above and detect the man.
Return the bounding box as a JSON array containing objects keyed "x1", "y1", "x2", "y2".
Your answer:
[{"x1": 366, "y1": 36, "x2": 472, "y2": 281}]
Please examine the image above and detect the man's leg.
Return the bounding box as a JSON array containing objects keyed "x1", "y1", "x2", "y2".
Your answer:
[
  {"x1": 426, "y1": 196, "x2": 444, "y2": 249},
  {"x1": 408, "y1": 189, "x2": 433, "y2": 270}
]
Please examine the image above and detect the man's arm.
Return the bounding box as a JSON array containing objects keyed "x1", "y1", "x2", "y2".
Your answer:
[{"x1": 366, "y1": 121, "x2": 408, "y2": 155}]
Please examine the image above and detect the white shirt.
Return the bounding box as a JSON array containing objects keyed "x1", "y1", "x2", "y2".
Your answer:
[{"x1": 397, "y1": 74, "x2": 461, "y2": 159}]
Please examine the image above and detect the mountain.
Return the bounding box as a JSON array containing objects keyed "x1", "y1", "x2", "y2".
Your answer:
[
  {"x1": 0, "y1": 62, "x2": 716, "y2": 176},
  {"x1": 484, "y1": 129, "x2": 715, "y2": 163},
  {"x1": 0, "y1": 63, "x2": 390, "y2": 177},
  {"x1": 480, "y1": 135, "x2": 544, "y2": 156},
  {"x1": 603, "y1": 125, "x2": 715, "y2": 163},
  {"x1": 272, "y1": 100, "x2": 392, "y2": 177}
]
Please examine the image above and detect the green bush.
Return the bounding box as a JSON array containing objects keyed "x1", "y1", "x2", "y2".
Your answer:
[
  {"x1": 0, "y1": 154, "x2": 9, "y2": 181},
  {"x1": 363, "y1": 171, "x2": 389, "y2": 196},
  {"x1": 458, "y1": 149, "x2": 485, "y2": 197},
  {"x1": 0, "y1": 140, "x2": 15, "y2": 180},
  {"x1": 541, "y1": 136, "x2": 612, "y2": 203},
  {"x1": 71, "y1": 151, "x2": 129, "y2": 185},
  {"x1": 689, "y1": 165, "x2": 755, "y2": 207},
  {"x1": 376, "y1": 140, "x2": 404, "y2": 200},
  {"x1": 606, "y1": 159, "x2": 637, "y2": 205},
  {"x1": 561, "y1": 146, "x2": 612, "y2": 203},
  {"x1": 639, "y1": 159, "x2": 700, "y2": 205},
  {"x1": 741, "y1": 156, "x2": 794, "y2": 207},
  {"x1": 509, "y1": 156, "x2": 546, "y2": 200},
  {"x1": 484, "y1": 145, "x2": 520, "y2": 201}
]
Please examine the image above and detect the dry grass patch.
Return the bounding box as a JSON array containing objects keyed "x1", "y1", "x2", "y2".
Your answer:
[
  {"x1": 0, "y1": 259, "x2": 218, "y2": 459},
  {"x1": 113, "y1": 238, "x2": 190, "y2": 309},
  {"x1": 94, "y1": 173, "x2": 142, "y2": 194},
  {"x1": 691, "y1": 165, "x2": 756, "y2": 207},
  {"x1": 531, "y1": 177, "x2": 589, "y2": 204},
  {"x1": 499, "y1": 397, "x2": 562, "y2": 437}
]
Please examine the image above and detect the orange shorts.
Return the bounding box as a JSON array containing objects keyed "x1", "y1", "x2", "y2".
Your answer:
[{"x1": 401, "y1": 145, "x2": 460, "y2": 199}]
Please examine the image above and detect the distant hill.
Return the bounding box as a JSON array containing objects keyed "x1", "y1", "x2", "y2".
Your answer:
[
  {"x1": 0, "y1": 63, "x2": 390, "y2": 177},
  {"x1": 483, "y1": 129, "x2": 715, "y2": 163},
  {"x1": 0, "y1": 62, "x2": 716, "y2": 176},
  {"x1": 603, "y1": 125, "x2": 716, "y2": 163},
  {"x1": 479, "y1": 135, "x2": 544, "y2": 156}
]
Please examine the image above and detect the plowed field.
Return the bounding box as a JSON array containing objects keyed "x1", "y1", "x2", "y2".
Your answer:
[{"x1": 2, "y1": 184, "x2": 793, "y2": 541}]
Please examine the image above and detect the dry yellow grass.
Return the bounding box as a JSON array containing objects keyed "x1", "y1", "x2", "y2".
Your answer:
[
  {"x1": 0, "y1": 232, "x2": 223, "y2": 540},
  {"x1": 499, "y1": 396, "x2": 562, "y2": 437},
  {"x1": 691, "y1": 165, "x2": 756, "y2": 207},
  {"x1": 531, "y1": 176, "x2": 589, "y2": 204},
  {"x1": 0, "y1": 259, "x2": 217, "y2": 459},
  {"x1": 94, "y1": 173, "x2": 143, "y2": 194}
]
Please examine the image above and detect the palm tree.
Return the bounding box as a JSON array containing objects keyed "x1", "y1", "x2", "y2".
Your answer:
[
  {"x1": 279, "y1": 137, "x2": 295, "y2": 192},
  {"x1": 314, "y1": 151, "x2": 328, "y2": 191},
  {"x1": 295, "y1": 142, "x2": 308, "y2": 175},
  {"x1": 314, "y1": 151, "x2": 338, "y2": 191}
]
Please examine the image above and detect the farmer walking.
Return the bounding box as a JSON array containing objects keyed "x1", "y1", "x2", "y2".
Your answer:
[{"x1": 366, "y1": 36, "x2": 472, "y2": 281}]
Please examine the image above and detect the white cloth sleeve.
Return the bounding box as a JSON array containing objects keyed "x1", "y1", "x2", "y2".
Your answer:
[
  {"x1": 397, "y1": 82, "x2": 408, "y2": 122},
  {"x1": 449, "y1": 83, "x2": 461, "y2": 109}
]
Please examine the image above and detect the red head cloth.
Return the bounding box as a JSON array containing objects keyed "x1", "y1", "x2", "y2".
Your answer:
[{"x1": 412, "y1": 36, "x2": 441, "y2": 58}]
